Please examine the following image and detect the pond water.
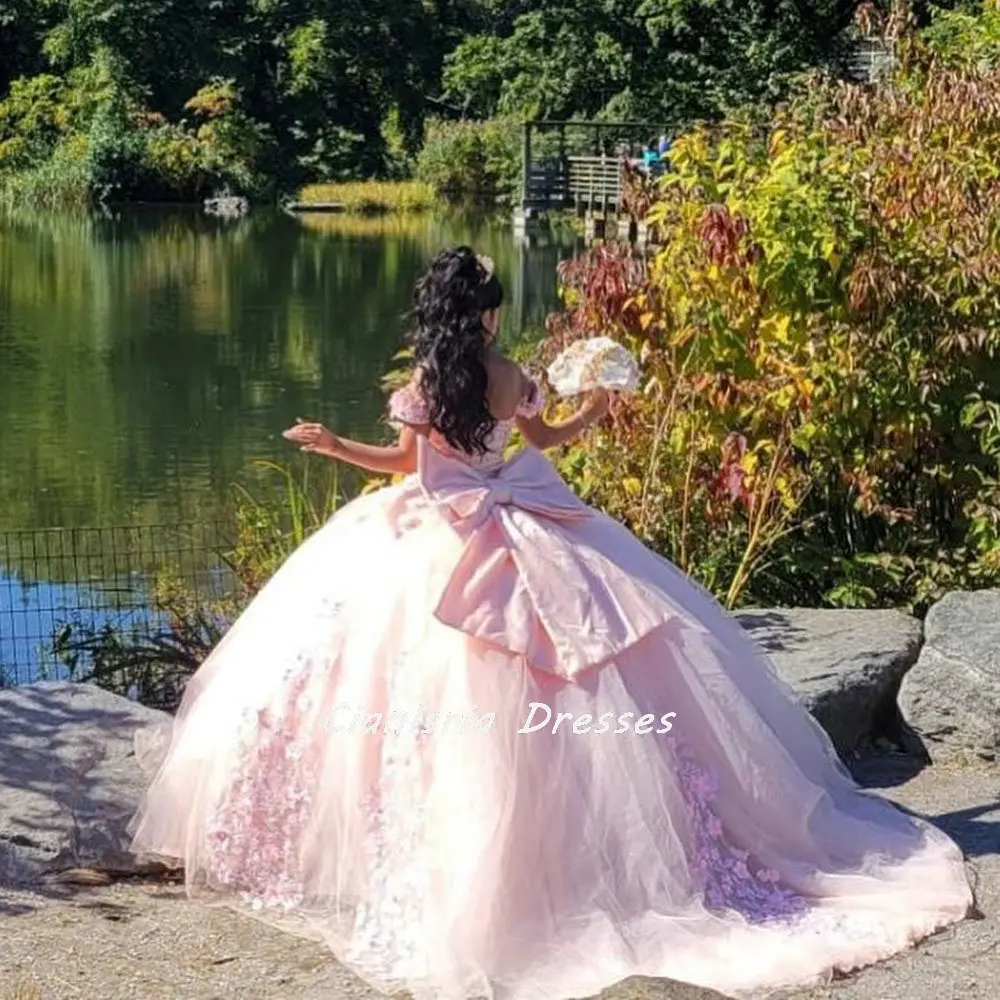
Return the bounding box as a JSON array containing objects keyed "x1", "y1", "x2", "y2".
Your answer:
[
  {"x1": 0, "y1": 207, "x2": 578, "y2": 680},
  {"x1": 0, "y1": 206, "x2": 577, "y2": 529}
]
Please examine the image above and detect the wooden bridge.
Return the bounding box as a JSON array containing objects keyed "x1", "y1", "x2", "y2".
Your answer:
[
  {"x1": 514, "y1": 121, "x2": 672, "y2": 240},
  {"x1": 513, "y1": 40, "x2": 893, "y2": 240}
]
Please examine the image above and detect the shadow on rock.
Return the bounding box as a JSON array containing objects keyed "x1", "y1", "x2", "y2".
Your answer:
[{"x1": 0, "y1": 681, "x2": 170, "y2": 906}]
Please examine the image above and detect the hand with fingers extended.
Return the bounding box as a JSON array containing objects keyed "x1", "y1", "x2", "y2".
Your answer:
[{"x1": 282, "y1": 418, "x2": 341, "y2": 458}]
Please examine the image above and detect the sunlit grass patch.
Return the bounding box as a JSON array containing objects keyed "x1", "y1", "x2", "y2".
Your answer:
[{"x1": 294, "y1": 180, "x2": 436, "y2": 214}]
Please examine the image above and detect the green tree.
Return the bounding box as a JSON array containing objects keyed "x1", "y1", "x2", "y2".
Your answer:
[
  {"x1": 1, "y1": 0, "x2": 462, "y2": 188},
  {"x1": 0, "y1": 1, "x2": 58, "y2": 92},
  {"x1": 0, "y1": 0, "x2": 984, "y2": 196},
  {"x1": 442, "y1": 0, "x2": 979, "y2": 124}
]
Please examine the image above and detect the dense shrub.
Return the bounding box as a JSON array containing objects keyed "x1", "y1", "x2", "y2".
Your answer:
[
  {"x1": 182, "y1": 79, "x2": 277, "y2": 199},
  {"x1": 921, "y1": 0, "x2": 1000, "y2": 69},
  {"x1": 0, "y1": 74, "x2": 70, "y2": 168},
  {"x1": 83, "y1": 97, "x2": 151, "y2": 200},
  {"x1": 540, "y1": 13, "x2": 1000, "y2": 613},
  {"x1": 0, "y1": 70, "x2": 274, "y2": 206},
  {"x1": 415, "y1": 118, "x2": 521, "y2": 199}
]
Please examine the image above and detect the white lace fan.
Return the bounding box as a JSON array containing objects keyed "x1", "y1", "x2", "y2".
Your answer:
[{"x1": 546, "y1": 337, "x2": 640, "y2": 397}]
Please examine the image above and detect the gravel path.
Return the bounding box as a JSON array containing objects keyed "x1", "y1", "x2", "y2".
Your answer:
[{"x1": 2, "y1": 756, "x2": 998, "y2": 1000}]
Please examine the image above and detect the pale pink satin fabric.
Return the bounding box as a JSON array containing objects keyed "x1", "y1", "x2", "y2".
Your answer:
[
  {"x1": 420, "y1": 437, "x2": 694, "y2": 677},
  {"x1": 128, "y1": 417, "x2": 973, "y2": 1000}
]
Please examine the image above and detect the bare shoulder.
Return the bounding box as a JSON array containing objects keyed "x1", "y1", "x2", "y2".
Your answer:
[
  {"x1": 485, "y1": 352, "x2": 528, "y2": 419},
  {"x1": 488, "y1": 352, "x2": 526, "y2": 385}
]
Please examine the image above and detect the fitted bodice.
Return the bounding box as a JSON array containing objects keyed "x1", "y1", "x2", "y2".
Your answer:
[{"x1": 388, "y1": 371, "x2": 544, "y2": 471}]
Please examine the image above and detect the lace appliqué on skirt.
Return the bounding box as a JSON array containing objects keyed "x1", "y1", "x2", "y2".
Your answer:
[
  {"x1": 671, "y1": 741, "x2": 931, "y2": 963},
  {"x1": 675, "y1": 743, "x2": 808, "y2": 924},
  {"x1": 345, "y1": 647, "x2": 432, "y2": 985},
  {"x1": 204, "y1": 663, "x2": 320, "y2": 912}
]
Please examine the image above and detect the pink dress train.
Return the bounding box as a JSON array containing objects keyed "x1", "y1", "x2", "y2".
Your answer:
[{"x1": 129, "y1": 373, "x2": 972, "y2": 1000}]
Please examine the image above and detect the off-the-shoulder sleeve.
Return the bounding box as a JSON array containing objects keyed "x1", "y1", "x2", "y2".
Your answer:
[
  {"x1": 388, "y1": 377, "x2": 431, "y2": 425},
  {"x1": 515, "y1": 375, "x2": 544, "y2": 419}
]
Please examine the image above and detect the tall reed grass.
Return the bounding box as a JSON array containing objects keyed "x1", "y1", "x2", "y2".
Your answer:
[
  {"x1": 294, "y1": 212, "x2": 433, "y2": 238},
  {"x1": 228, "y1": 458, "x2": 345, "y2": 590},
  {"x1": 295, "y1": 180, "x2": 436, "y2": 214}
]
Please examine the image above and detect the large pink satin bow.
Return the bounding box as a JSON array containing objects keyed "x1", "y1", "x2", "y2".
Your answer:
[
  {"x1": 418, "y1": 437, "x2": 589, "y2": 530},
  {"x1": 418, "y1": 438, "x2": 677, "y2": 679}
]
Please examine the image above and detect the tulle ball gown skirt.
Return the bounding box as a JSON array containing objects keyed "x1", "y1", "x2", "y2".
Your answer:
[{"x1": 129, "y1": 441, "x2": 973, "y2": 1000}]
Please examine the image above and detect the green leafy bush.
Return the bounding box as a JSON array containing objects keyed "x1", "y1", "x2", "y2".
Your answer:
[
  {"x1": 144, "y1": 120, "x2": 209, "y2": 198},
  {"x1": 539, "y1": 9, "x2": 1000, "y2": 613},
  {"x1": 184, "y1": 78, "x2": 276, "y2": 199},
  {"x1": 415, "y1": 118, "x2": 521, "y2": 199},
  {"x1": 922, "y1": 0, "x2": 1000, "y2": 69},
  {"x1": 0, "y1": 69, "x2": 275, "y2": 205},
  {"x1": 0, "y1": 74, "x2": 70, "y2": 167},
  {"x1": 84, "y1": 96, "x2": 150, "y2": 200}
]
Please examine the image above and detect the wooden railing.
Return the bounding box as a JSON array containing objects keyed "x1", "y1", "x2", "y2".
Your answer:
[
  {"x1": 849, "y1": 39, "x2": 895, "y2": 83},
  {"x1": 524, "y1": 159, "x2": 570, "y2": 209},
  {"x1": 566, "y1": 156, "x2": 621, "y2": 210},
  {"x1": 518, "y1": 120, "x2": 675, "y2": 216},
  {"x1": 524, "y1": 155, "x2": 623, "y2": 211}
]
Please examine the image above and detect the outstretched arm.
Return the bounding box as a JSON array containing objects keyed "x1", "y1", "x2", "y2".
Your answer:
[
  {"x1": 283, "y1": 420, "x2": 426, "y2": 475},
  {"x1": 516, "y1": 388, "x2": 609, "y2": 451}
]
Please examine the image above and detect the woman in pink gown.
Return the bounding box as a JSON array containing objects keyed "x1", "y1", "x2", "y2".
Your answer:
[{"x1": 129, "y1": 247, "x2": 973, "y2": 1000}]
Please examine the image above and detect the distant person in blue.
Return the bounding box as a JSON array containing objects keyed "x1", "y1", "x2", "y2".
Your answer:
[{"x1": 640, "y1": 138, "x2": 670, "y2": 176}]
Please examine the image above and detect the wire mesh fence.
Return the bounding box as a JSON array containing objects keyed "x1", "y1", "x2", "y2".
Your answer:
[{"x1": 0, "y1": 522, "x2": 232, "y2": 687}]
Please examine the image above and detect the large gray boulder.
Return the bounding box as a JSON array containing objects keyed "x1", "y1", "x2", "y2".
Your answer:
[
  {"x1": 898, "y1": 590, "x2": 1000, "y2": 763},
  {"x1": 0, "y1": 681, "x2": 170, "y2": 886},
  {"x1": 736, "y1": 608, "x2": 923, "y2": 756}
]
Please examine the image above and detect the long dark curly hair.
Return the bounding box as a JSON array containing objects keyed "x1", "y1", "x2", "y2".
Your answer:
[{"x1": 409, "y1": 246, "x2": 503, "y2": 454}]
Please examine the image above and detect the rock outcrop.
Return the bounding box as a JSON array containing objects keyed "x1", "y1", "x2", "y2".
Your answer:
[
  {"x1": 898, "y1": 589, "x2": 1000, "y2": 763},
  {"x1": 0, "y1": 681, "x2": 169, "y2": 885},
  {"x1": 737, "y1": 608, "x2": 923, "y2": 755}
]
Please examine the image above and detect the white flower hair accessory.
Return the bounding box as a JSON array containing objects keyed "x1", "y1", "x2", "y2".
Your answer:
[
  {"x1": 476, "y1": 253, "x2": 495, "y2": 282},
  {"x1": 547, "y1": 337, "x2": 640, "y2": 397}
]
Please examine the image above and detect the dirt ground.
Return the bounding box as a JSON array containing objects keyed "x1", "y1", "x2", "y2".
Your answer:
[{"x1": 2, "y1": 755, "x2": 998, "y2": 1000}]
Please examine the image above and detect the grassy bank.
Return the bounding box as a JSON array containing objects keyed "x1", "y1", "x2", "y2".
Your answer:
[{"x1": 293, "y1": 180, "x2": 436, "y2": 214}]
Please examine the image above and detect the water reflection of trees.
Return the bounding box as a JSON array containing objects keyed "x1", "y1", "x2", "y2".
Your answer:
[{"x1": 0, "y1": 208, "x2": 575, "y2": 532}]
